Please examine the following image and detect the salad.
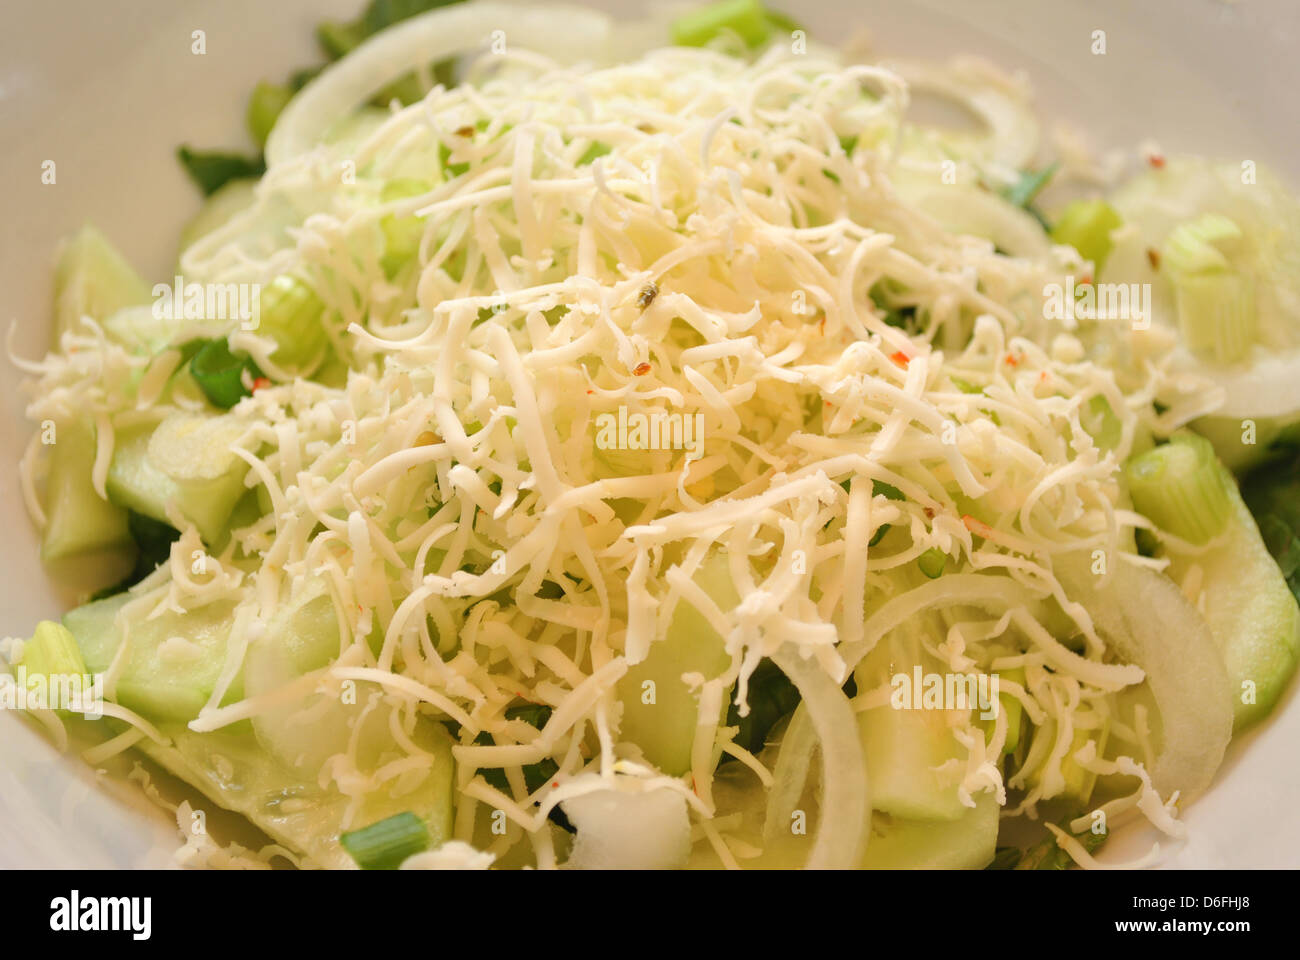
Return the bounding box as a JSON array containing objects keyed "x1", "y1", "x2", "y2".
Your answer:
[{"x1": 6, "y1": 0, "x2": 1300, "y2": 870}]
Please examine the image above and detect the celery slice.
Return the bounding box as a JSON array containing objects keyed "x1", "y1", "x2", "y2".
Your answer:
[
  {"x1": 1172, "y1": 271, "x2": 1256, "y2": 365},
  {"x1": 1125, "y1": 433, "x2": 1231, "y2": 544}
]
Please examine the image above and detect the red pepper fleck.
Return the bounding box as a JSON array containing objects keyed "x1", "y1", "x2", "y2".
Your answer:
[
  {"x1": 962, "y1": 514, "x2": 993, "y2": 538},
  {"x1": 1078, "y1": 274, "x2": 1093, "y2": 287},
  {"x1": 890, "y1": 350, "x2": 910, "y2": 368},
  {"x1": 1038, "y1": 371, "x2": 1049, "y2": 383},
  {"x1": 1148, "y1": 153, "x2": 1166, "y2": 169},
  {"x1": 552, "y1": 781, "x2": 559, "y2": 789},
  {"x1": 819, "y1": 315, "x2": 826, "y2": 335},
  {"x1": 586, "y1": 389, "x2": 594, "y2": 395},
  {"x1": 1146, "y1": 248, "x2": 1161, "y2": 270},
  {"x1": 633, "y1": 362, "x2": 651, "y2": 376},
  {"x1": 923, "y1": 506, "x2": 935, "y2": 519},
  {"x1": 1004, "y1": 353, "x2": 1020, "y2": 367},
  {"x1": 252, "y1": 376, "x2": 271, "y2": 392}
]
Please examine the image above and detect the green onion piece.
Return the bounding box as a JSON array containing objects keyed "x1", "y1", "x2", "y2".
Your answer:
[
  {"x1": 1125, "y1": 433, "x2": 1231, "y2": 545},
  {"x1": 379, "y1": 179, "x2": 435, "y2": 277},
  {"x1": 190, "y1": 339, "x2": 260, "y2": 408},
  {"x1": 1161, "y1": 213, "x2": 1243, "y2": 277},
  {"x1": 917, "y1": 547, "x2": 946, "y2": 578},
  {"x1": 246, "y1": 82, "x2": 293, "y2": 149},
  {"x1": 340, "y1": 811, "x2": 430, "y2": 869},
  {"x1": 671, "y1": 0, "x2": 772, "y2": 48},
  {"x1": 19, "y1": 621, "x2": 88, "y2": 684},
  {"x1": 257, "y1": 275, "x2": 327, "y2": 368},
  {"x1": 1172, "y1": 271, "x2": 1256, "y2": 365},
  {"x1": 1049, "y1": 199, "x2": 1122, "y2": 273},
  {"x1": 1081, "y1": 394, "x2": 1122, "y2": 451},
  {"x1": 951, "y1": 376, "x2": 982, "y2": 394}
]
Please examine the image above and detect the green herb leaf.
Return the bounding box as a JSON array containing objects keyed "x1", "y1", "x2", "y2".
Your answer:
[
  {"x1": 189, "y1": 338, "x2": 262, "y2": 409},
  {"x1": 176, "y1": 147, "x2": 265, "y2": 197}
]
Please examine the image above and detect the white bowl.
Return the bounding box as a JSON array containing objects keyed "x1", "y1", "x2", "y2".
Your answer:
[{"x1": 2, "y1": 0, "x2": 1297, "y2": 868}]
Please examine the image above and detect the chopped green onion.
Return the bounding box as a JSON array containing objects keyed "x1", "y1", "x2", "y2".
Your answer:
[
  {"x1": 190, "y1": 338, "x2": 261, "y2": 409},
  {"x1": 1161, "y1": 213, "x2": 1243, "y2": 276},
  {"x1": 1125, "y1": 433, "x2": 1231, "y2": 545},
  {"x1": 1049, "y1": 199, "x2": 1123, "y2": 273},
  {"x1": 257, "y1": 275, "x2": 328, "y2": 368},
  {"x1": 951, "y1": 376, "x2": 982, "y2": 394},
  {"x1": 246, "y1": 82, "x2": 293, "y2": 149},
  {"x1": 671, "y1": 0, "x2": 772, "y2": 48},
  {"x1": 917, "y1": 548, "x2": 947, "y2": 578},
  {"x1": 19, "y1": 621, "x2": 88, "y2": 684},
  {"x1": 340, "y1": 811, "x2": 430, "y2": 869},
  {"x1": 1172, "y1": 271, "x2": 1256, "y2": 365}
]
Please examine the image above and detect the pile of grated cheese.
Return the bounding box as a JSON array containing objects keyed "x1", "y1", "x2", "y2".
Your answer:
[{"x1": 19, "y1": 42, "x2": 1210, "y2": 867}]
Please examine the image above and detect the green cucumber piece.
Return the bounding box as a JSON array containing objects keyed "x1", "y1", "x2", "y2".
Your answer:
[
  {"x1": 40, "y1": 419, "x2": 132, "y2": 562},
  {"x1": 857, "y1": 703, "x2": 969, "y2": 820},
  {"x1": 1166, "y1": 465, "x2": 1300, "y2": 729},
  {"x1": 106, "y1": 415, "x2": 250, "y2": 544},
  {"x1": 52, "y1": 225, "x2": 152, "y2": 344},
  {"x1": 862, "y1": 792, "x2": 999, "y2": 869},
  {"x1": 135, "y1": 719, "x2": 455, "y2": 869},
  {"x1": 617, "y1": 552, "x2": 738, "y2": 775},
  {"x1": 63, "y1": 592, "x2": 242, "y2": 722}
]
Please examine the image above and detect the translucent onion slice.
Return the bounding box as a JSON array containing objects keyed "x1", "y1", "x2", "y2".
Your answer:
[
  {"x1": 1056, "y1": 554, "x2": 1232, "y2": 802},
  {"x1": 267, "y1": 2, "x2": 614, "y2": 167},
  {"x1": 769, "y1": 647, "x2": 868, "y2": 870}
]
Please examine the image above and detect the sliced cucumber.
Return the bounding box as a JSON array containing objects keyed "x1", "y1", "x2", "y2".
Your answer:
[
  {"x1": 135, "y1": 719, "x2": 455, "y2": 870},
  {"x1": 40, "y1": 419, "x2": 132, "y2": 562},
  {"x1": 106, "y1": 414, "x2": 250, "y2": 544},
  {"x1": 1165, "y1": 465, "x2": 1300, "y2": 729},
  {"x1": 617, "y1": 552, "x2": 738, "y2": 776},
  {"x1": 52, "y1": 225, "x2": 152, "y2": 344},
  {"x1": 857, "y1": 703, "x2": 969, "y2": 821},
  {"x1": 861, "y1": 792, "x2": 999, "y2": 869},
  {"x1": 63, "y1": 592, "x2": 242, "y2": 723},
  {"x1": 243, "y1": 581, "x2": 350, "y2": 776}
]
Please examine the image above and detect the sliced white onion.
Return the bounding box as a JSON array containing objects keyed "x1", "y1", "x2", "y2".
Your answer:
[
  {"x1": 761, "y1": 701, "x2": 816, "y2": 843},
  {"x1": 1056, "y1": 555, "x2": 1232, "y2": 802},
  {"x1": 267, "y1": 1, "x2": 615, "y2": 167},
  {"x1": 769, "y1": 647, "x2": 868, "y2": 870},
  {"x1": 840, "y1": 574, "x2": 1038, "y2": 678},
  {"x1": 888, "y1": 58, "x2": 1040, "y2": 176}
]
